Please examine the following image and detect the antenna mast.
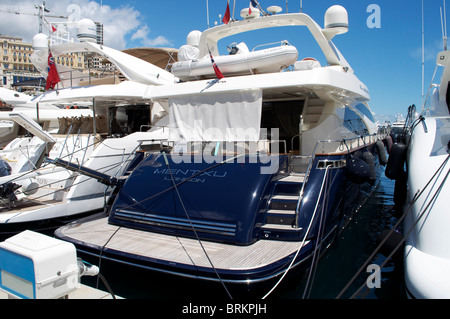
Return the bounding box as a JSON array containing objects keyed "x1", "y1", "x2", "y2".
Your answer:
[
  {"x1": 441, "y1": 0, "x2": 448, "y2": 50},
  {"x1": 422, "y1": 0, "x2": 425, "y2": 107},
  {"x1": 206, "y1": 0, "x2": 210, "y2": 28}
]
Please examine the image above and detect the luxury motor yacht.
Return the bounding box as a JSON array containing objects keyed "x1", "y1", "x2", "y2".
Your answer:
[{"x1": 55, "y1": 5, "x2": 388, "y2": 296}]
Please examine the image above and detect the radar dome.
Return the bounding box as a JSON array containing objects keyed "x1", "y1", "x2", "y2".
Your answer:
[
  {"x1": 323, "y1": 5, "x2": 348, "y2": 40},
  {"x1": 324, "y1": 5, "x2": 348, "y2": 33},
  {"x1": 186, "y1": 30, "x2": 202, "y2": 47},
  {"x1": 32, "y1": 33, "x2": 48, "y2": 51},
  {"x1": 77, "y1": 18, "x2": 97, "y2": 43},
  {"x1": 267, "y1": 6, "x2": 282, "y2": 15},
  {"x1": 240, "y1": 7, "x2": 260, "y2": 19}
]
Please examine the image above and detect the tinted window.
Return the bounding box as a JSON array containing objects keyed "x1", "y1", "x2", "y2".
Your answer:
[
  {"x1": 344, "y1": 107, "x2": 368, "y2": 135},
  {"x1": 354, "y1": 103, "x2": 375, "y2": 122}
]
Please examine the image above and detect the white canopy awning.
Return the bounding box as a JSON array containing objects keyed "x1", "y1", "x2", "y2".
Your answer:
[{"x1": 169, "y1": 89, "x2": 262, "y2": 142}]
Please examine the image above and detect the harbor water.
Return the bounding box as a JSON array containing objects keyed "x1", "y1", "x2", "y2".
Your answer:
[
  {"x1": 78, "y1": 167, "x2": 406, "y2": 300},
  {"x1": 276, "y1": 168, "x2": 406, "y2": 299}
]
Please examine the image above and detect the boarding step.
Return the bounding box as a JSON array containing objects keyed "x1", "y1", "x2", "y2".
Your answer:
[
  {"x1": 290, "y1": 157, "x2": 310, "y2": 174},
  {"x1": 261, "y1": 224, "x2": 297, "y2": 231},
  {"x1": 260, "y1": 223, "x2": 304, "y2": 240},
  {"x1": 269, "y1": 195, "x2": 299, "y2": 210},
  {"x1": 261, "y1": 174, "x2": 305, "y2": 239},
  {"x1": 265, "y1": 209, "x2": 296, "y2": 225},
  {"x1": 278, "y1": 174, "x2": 305, "y2": 183},
  {"x1": 272, "y1": 174, "x2": 304, "y2": 195}
]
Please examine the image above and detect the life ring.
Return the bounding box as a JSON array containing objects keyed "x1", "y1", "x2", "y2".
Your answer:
[
  {"x1": 376, "y1": 140, "x2": 388, "y2": 166},
  {"x1": 385, "y1": 142, "x2": 406, "y2": 180}
]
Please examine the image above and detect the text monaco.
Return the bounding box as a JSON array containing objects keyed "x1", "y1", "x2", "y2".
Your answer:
[{"x1": 181, "y1": 303, "x2": 267, "y2": 316}]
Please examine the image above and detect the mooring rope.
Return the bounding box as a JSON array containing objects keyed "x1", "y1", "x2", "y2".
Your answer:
[
  {"x1": 161, "y1": 151, "x2": 233, "y2": 300},
  {"x1": 336, "y1": 154, "x2": 450, "y2": 299},
  {"x1": 349, "y1": 164, "x2": 450, "y2": 299},
  {"x1": 262, "y1": 165, "x2": 332, "y2": 299}
]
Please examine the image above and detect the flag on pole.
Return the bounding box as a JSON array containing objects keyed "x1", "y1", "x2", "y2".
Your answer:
[
  {"x1": 209, "y1": 49, "x2": 224, "y2": 80},
  {"x1": 43, "y1": 17, "x2": 57, "y2": 33},
  {"x1": 249, "y1": 0, "x2": 258, "y2": 15},
  {"x1": 46, "y1": 50, "x2": 60, "y2": 90},
  {"x1": 222, "y1": 1, "x2": 231, "y2": 24}
]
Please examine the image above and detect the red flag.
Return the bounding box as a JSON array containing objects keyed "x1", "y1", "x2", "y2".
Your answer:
[
  {"x1": 249, "y1": 0, "x2": 257, "y2": 15},
  {"x1": 46, "y1": 51, "x2": 60, "y2": 90},
  {"x1": 44, "y1": 17, "x2": 57, "y2": 33},
  {"x1": 209, "y1": 50, "x2": 224, "y2": 79},
  {"x1": 222, "y1": 1, "x2": 230, "y2": 24}
]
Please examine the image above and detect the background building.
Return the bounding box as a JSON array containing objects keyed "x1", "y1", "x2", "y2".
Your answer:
[
  {"x1": 0, "y1": 21, "x2": 105, "y2": 93},
  {"x1": 0, "y1": 35, "x2": 40, "y2": 91}
]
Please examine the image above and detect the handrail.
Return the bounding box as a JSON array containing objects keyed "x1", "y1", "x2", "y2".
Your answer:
[
  {"x1": 252, "y1": 40, "x2": 290, "y2": 52},
  {"x1": 139, "y1": 124, "x2": 169, "y2": 132},
  {"x1": 158, "y1": 133, "x2": 380, "y2": 158},
  {"x1": 291, "y1": 134, "x2": 300, "y2": 151},
  {"x1": 270, "y1": 139, "x2": 287, "y2": 154},
  {"x1": 80, "y1": 133, "x2": 92, "y2": 166},
  {"x1": 58, "y1": 125, "x2": 73, "y2": 159},
  {"x1": 293, "y1": 132, "x2": 381, "y2": 228},
  {"x1": 56, "y1": 67, "x2": 121, "y2": 89},
  {"x1": 102, "y1": 140, "x2": 146, "y2": 201},
  {"x1": 294, "y1": 141, "x2": 319, "y2": 228}
]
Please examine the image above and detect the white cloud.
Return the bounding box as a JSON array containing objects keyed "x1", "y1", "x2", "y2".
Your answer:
[
  {"x1": 0, "y1": 1, "x2": 171, "y2": 50},
  {"x1": 410, "y1": 38, "x2": 444, "y2": 62},
  {"x1": 131, "y1": 25, "x2": 170, "y2": 47}
]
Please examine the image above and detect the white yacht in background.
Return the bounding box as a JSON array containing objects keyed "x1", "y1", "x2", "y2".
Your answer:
[
  {"x1": 55, "y1": 5, "x2": 388, "y2": 296},
  {"x1": 0, "y1": 88, "x2": 33, "y2": 106},
  {"x1": 403, "y1": 49, "x2": 450, "y2": 299},
  {"x1": 0, "y1": 26, "x2": 175, "y2": 237},
  {"x1": 0, "y1": 98, "x2": 93, "y2": 148}
]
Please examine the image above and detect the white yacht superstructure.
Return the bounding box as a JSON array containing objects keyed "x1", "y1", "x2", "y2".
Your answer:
[{"x1": 0, "y1": 35, "x2": 174, "y2": 233}]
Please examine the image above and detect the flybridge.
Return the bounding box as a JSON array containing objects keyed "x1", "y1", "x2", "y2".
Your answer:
[{"x1": 198, "y1": 7, "x2": 350, "y2": 68}]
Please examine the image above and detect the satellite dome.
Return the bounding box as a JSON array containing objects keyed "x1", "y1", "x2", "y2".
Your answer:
[
  {"x1": 324, "y1": 5, "x2": 348, "y2": 33},
  {"x1": 32, "y1": 33, "x2": 48, "y2": 51},
  {"x1": 240, "y1": 7, "x2": 260, "y2": 19},
  {"x1": 77, "y1": 18, "x2": 97, "y2": 43}
]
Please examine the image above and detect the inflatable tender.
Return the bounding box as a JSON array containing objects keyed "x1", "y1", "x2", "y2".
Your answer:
[{"x1": 172, "y1": 42, "x2": 298, "y2": 81}]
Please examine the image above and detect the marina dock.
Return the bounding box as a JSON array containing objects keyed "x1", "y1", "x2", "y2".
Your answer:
[{"x1": 0, "y1": 284, "x2": 120, "y2": 299}]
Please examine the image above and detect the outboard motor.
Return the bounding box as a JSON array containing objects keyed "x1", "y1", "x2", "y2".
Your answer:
[{"x1": 0, "y1": 182, "x2": 20, "y2": 204}]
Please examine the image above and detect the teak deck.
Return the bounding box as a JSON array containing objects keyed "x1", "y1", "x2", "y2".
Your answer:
[{"x1": 57, "y1": 214, "x2": 306, "y2": 271}]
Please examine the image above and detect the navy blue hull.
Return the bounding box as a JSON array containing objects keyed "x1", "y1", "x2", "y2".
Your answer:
[
  {"x1": 108, "y1": 154, "x2": 290, "y2": 245},
  {"x1": 55, "y1": 144, "x2": 382, "y2": 290}
]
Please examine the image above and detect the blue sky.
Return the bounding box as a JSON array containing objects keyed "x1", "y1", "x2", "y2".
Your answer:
[
  {"x1": 1, "y1": 0, "x2": 448, "y2": 123},
  {"x1": 121, "y1": 0, "x2": 447, "y2": 123}
]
